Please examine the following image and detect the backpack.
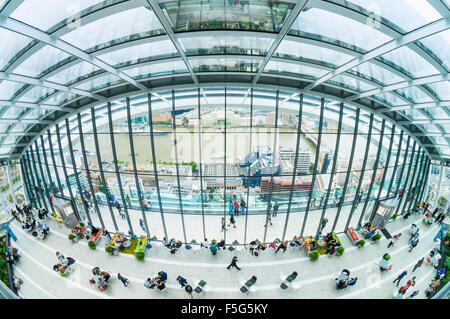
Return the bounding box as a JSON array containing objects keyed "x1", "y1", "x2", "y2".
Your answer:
[{"x1": 399, "y1": 286, "x2": 406, "y2": 293}]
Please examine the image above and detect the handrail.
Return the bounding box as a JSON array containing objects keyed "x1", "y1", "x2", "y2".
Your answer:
[
  {"x1": 0, "y1": 278, "x2": 18, "y2": 299},
  {"x1": 4, "y1": 231, "x2": 18, "y2": 297}
]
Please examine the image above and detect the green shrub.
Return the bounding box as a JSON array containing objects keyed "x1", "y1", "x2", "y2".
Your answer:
[
  {"x1": 68, "y1": 234, "x2": 75, "y2": 241},
  {"x1": 357, "y1": 240, "x2": 365, "y2": 247},
  {"x1": 135, "y1": 251, "x2": 145, "y2": 260},
  {"x1": 88, "y1": 241, "x2": 96, "y2": 249},
  {"x1": 373, "y1": 234, "x2": 381, "y2": 241},
  {"x1": 336, "y1": 246, "x2": 345, "y2": 256},
  {"x1": 105, "y1": 246, "x2": 114, "y2": 254},
  {"x1": 310, "y1": 251, "x2": 319, "y2": 261}
]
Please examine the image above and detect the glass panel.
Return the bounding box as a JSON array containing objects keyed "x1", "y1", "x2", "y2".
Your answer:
[
  {"x1": 349, "y1": 61, "x2": 404, "y2": 85},
  {"x1": 0, "y1": 28, "x2": 32, "y2": 71},
  {"x1": 97, "y1": 40, "x2": 179, "y2": 67},
  {"x1": 1, "y1": 107, "x2": 27, "y2": 119},
  {"x1": 122, "y1": 60, "x2": 188, "y2": 79},
  {"x1": 44, "y1": 92, "x2": 79, "y2": 105},
  {"x1": 160, "y1": 0, "x2": 294, "y2": 33},
  {"x1": 12, "y1": 46, "x2": 71, "y2": 77},
  {"x1": 328, "y1": 0, "x2": 442, "y2": 33},
  {"x1": 327, "y1": 74, "x2": 378, "y2": 92},
  {"x1": 395, "y1": 86, "x2": 434, "y2": 104},
  {"x1": 380, "y1": 46, "x2": 440, "y2": 78},
  {"x1": 426, "y1": 81, "x2": 450, "y2": 101},
  {"x1": 264, "y1": 60, "x2": 329, "y2": 79},
  {"x1": 418, "y1": 30, "x2": 450, "y2": 72},
  {"x1": 22, "y1": 108, "x2": 50, "y2": 120},
  {"x1": 60, "y1": 7, "x2": 165, "y2": 50},
  {"x1": 373, "y1": 92, "x2": 407, "y2": 106},
  {"x1": 274, "y1": 39, "x2": 354, "y2": 67},
  {"x1": 46, "y1": 61, "x2": 100, "y2": 85},
  {"x1": 73, "y1": 74, "x2": 123, "y2": 92},
  {"x1": 289, "y1": 7, "x2": 392, "y2": 52},
  {"x1": 10, "y1": 0, "x2": 106, "y2": 32},
  {"x1": 16, "y1": 86, "x2": 56, "y2": 103},
  {"x1": 0, "y1": 80, "x2": 24, "y2": 100},
  {"x1": 190, "y1": 56, "x2": 262, "y2": 72}
]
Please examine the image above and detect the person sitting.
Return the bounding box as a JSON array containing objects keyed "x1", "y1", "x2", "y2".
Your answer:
[
  {"x1": 217, "y1": 239, "x2": 226, "y2": 249},
  {"x1": 98, "y1": 277, "x2": 108, "y2": 291},
  {"x1": 209, "y1": 242, "x2": 218, "y2": 255},
  {"x1": 201, "y1": 238, "x2": 209, "y2": 248},
  {"x1": 175, "y1": 240, "x2": 182, "y2": 249},
  {"x1": 158, "y1": 271, "x2": 167, "y2": 283},
  {"x1": 365, "y1": 228, "x2": 377, "y2": 240},
  {"x1": 144, "y1": 278, "x2": 156, "y2": 289},
  {"x1": 177, "y1": 276, "x2": 188, "y2": 287},
  {"x1": 100, "y1": 271, "x2": 110, "y2": 282},
  {"x1": 53, "y1": 263, "x2": 67, "y2": 275},
  {"x1": 425, "y1": 213, "x2": 433, "y2": 225},
  {"x1": 156, "y1": 279, "x2": 165, "y2": 291}
]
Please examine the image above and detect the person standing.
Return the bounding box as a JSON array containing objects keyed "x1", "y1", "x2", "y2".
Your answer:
[
  {"x1": 117, "y1": 273, "x2": 130, "y2": 287},
  {"x1": 311, "y1": 198, "x2": 316, "y2": 208},
  {"x1": 139, "y1": 218, "x2": 146, "y2": 232},
  {"x1": 272, "y1": 202, "x2": 279, "y2": 217},
  {"x1": 393, "y1": 270, "x2": 408, "y2": 286},
  {"x1": 228, "y1": 200, "x2": 233, "y2": 215},
  {"x1": 185, "y1": 284, "x2": 193, "y2": 296},
  {"x1": 319, "y1": 218, "x2": 328, "y2": 233},
  {"x1": 125, "y1": 194, "x2": 131, "y2": 208},
  {"x1": 228, "y1": 214, "x2": 236, "y2": 228},
  {"x1": 387, "y1": 234, "x2": 402, "y2": 248},
  {"x1": 405, "y1": 277, "x2": 416, "y2": 291},
  {"x1": 227, "y1": 256, "x2": 241, "y2": 270},
  {"x1": 221, "y1": 217, "x2": 226, "y2": 231},
  {"x1": 240, "y1": 199, "x2": 246, "y2": 215},
  {"x1": 141, "y1": 196, "x2": 148, "y2": 210},
  {"x1": 412, "y1": 257, "x2": 424, "y2": 272},
  {"x1": 115, "y1": 200, "x2": 124, "y2": 220}
]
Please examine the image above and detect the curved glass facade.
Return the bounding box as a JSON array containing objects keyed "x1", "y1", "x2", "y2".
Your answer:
[{"x1": 20, "y1": 88, "x2": 429, "y2": 244}]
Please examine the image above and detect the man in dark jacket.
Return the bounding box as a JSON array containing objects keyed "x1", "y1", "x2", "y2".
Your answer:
[{"x1": 227, "y1": 256, "x2": 241, "y2": 270}]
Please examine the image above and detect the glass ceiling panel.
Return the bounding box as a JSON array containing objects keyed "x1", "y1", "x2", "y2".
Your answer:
[
  {"x1": 431, "y1": 135, "x2": 449, "y2": 145},
  {"x1": 44, "y1": 92, "x2": 79, "y2": 105},
  {"x1": 274, "y1": 39, "x2": 354, "y2": 68},
  {"x1": 122, "y1": 60, "x2": 188, "y2": 79},
  {"x1": 264, "y1": 60, "x2": 329, "y2": 80},
  {"x1": 1, "y1": 107, "x2": 26, "y2": 119},
  {"x1": 12, "y1": 46, "x2": 71, "y2": 78},
  {"x1": 0, "y1": 147, "x2": 12, "y2": 155},
  {"x1": 0, "y1": 80, "x2": 24, "y2": 100},
  {"x1": 46, "y1": 61, "x2": 100, "y2": 85},
  {"x1": 327, "y1": 0, "x2": 442, "y2": 33},
  {"x1": 423, "y1": 107, "x2": 450, "y2": 119},
  {"x1": 373, "y1": 92, "x2": 407, "y2": 106},
  {"x1": 395, "y1": 86, "x2": 434, "y2": 104},
  {"x1": 16, "y1": 86, "x2": 56, "y2": 103},
  {"x1": 73, "y1": 74, "x2": 123, "y2": 92},
  {"x1": 349, "y1": 61, "x2": 405, "y2": 85},
  {"x1": 22, "y1": 109, "x2": 50, "y2": 120},
  {"x1": 60, "y1": 7, "x2": 165, "y2": 51},
  {"x1": 190, "y1": 56, "x2": 262, "y2": 72},
  {"x1": 1, "y1": 136, "x2": 18, "y2": 144},
  {"x1": 160, "y1": 0, "x2": 294, "y2": 33},
  {"x1": 327, "y1": 74, "x2": 378, "y2": 92},
  {"x1": 97, "y1": 40, "x2": 178, "y2": 67},
  {"x1": 402, "y1": 108, "x2": 429, "y2": 120},
  {"x1": 179, "y1": 34, "x2": 274, "y2": 56},
  {"x1": 10, "y1": 0, "x2": 106, "y2": 32},
  {"x1": 0, "y1": 124, "x2": 10, "y2": 133},
  {"x1": 0, "y1": 1, "x2": 7, "y2": 10},
  {"x1": 9, "y1": 123, "x2": 30, "y2": 133},
  {"x1": 289, "y1": 7, "x2": 392, "y2": 52},
  {"x1": 380, "y1": 46, "x2": 440, "y2": 78},
  {"x1": 426, "y1": 81, "x2": 450, "y2": 101},
  {"x1": 420, "y1": 123, "x2": 442, "y2": 134},
  {"x1": 418, "y1": 30, "x2": 450, "y2": 72},
  {"x1": 0, "y1": 28, "x2": 32, "y2": 71}
]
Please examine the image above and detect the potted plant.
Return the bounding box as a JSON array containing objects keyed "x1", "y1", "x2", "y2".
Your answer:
[
  {"x1": 105, "y1": 246, "x2": 114, "y2": 254},
  {"x1": 372, "y1": 234, "x2": 382, "y2": 242},
  {"x1": 135, "y1": 251, "x2": 145, "y2": 260},
  {"x1": 310, "y1": 251, "x2": 319, "y2": 261},
  {"x1": 336, "y1": 246, "x2": 345, "y2": 256},
  {"x1": 68, "y1": 234, "x2": 75, "y2": 241},
  {"x1": 357, "y1": 240, "x2": 365, "y2": 248},
  {"x1": 88, "y1": 240, "x2": 97, "y2": 249}
]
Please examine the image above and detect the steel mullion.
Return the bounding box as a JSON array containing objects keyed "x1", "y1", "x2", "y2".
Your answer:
[
  {"x1": 55, "y1": 124, "x2": 81, "y2": 222},
  {"x1": 243, "y1": 89, "x2": 254, "y2": 245},
  {"x1": 126, "y1": 97, "x2": 150, "y2": 239},
  {"x1": 410, "y1": 152, "x2": 426, "y2": 209},
  {"x1": 77, "y1": 114, "x2": 105, "y2": 229},
  {"x1": 387, "y1": 131, "x2": 403, "y2": 197},
  {"x1": 40, "y1": 135, "x2": 57, "y2": 210},
  {"x1": 21, "y1": 152, "x2": 35, "y2": 206},
  {"x1": 418, "y1": 158, "x2": 431, "y2": 204},
  {"x1": 22, "y1": 152, "x2": 36, "y2": 206},
  {"x1": 65, "y1": 118, "x2": 93, "y2": 226},
  {"x1": 369, "y1": 125, "x2": 395, "y2": 221},
  {"x1": 223, "y1": 87, "x2": 227, "y2": 244},
  {"x1": 263, "y1": 90, "x2": 280, "y2": 244},
  {"x1": 170, "y1": 90, "x2": 187, "y2": 244},
  {"x1": 6, "y1": 161, "x2": 17, "y2": 205},
  {"x1": 395, "y1": 136, "x2": 410, "y2": 195},
  {"x1": 196, "y1": 88, "x2": 206, "y2": 241},
  {"x1": 300, "y1": 97, "x2": 325, "y2": 237},
  {"x1": 91, "y1": 107, "x2": 119, "y2": 232},
  {"x1": 358, "y1": 119, "x2": 385, "y2": 227},
  {"x1": 332, "y1": 108, "x2": 360, "y2": 232},
  {"x1": 147, "y1": 93, "x2": 168, "y2": 240},
  {"x1": 107, "y1": 102, "x2": 134, "y2": 236},
  {"x1": 34, "y1": 140, "x2": 54, "y2": 214},
  {"x1": 47, "y1": 131, "x2": 63, "y2": 196},
  {"x1": 406, "y1": 150, "x2": 423, "y2": 211},
  {"x1": 27, "y1": 148, "x2": 44, "y2": 209},
  {"x1": 398, "y1": 141, "x2": 417, "y2": 215},
  {"x1": 315, "y1": 102, "x2": 344, "y2": 238},
  {"x1": 19, "y1": 159, "x2": 31, "y2": 204},
  {"x1": 281, "y1": 93, "x2": 303, "y2": 241},
  {"x1": 345, "y1": 114, "x2": 374, "y2": 230}
]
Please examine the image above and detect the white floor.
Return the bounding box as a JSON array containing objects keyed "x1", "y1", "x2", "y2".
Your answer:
[{"x1": 8, "y1": 209, "x2": 442, "y2": 299}]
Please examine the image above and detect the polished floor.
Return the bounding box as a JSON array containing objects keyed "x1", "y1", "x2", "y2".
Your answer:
[{"x1": 9, "y1": 212, "x2": 440, "y2": 299}]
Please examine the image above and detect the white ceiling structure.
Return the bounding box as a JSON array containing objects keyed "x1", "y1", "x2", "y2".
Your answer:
[{"x1": 0, "y1": 0, "x2": 449, "y2": 160}]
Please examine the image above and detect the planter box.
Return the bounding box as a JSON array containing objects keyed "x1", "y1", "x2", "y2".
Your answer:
[
  {"x1": 134, "y1": 236, "x2": 148, "y2": 259},
  {"x1": 88, "y1": 228, "x2": 103, "y2": 249},
  {"x1": 71, "y1": 222, "x2": 85, "y2": 235},
  {"x1": 346, "y1": 227, "x2": 360, "y2": 245}
]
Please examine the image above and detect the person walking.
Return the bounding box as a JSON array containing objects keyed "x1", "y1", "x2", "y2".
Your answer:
[
  {"x1": 228, "y1": 214, "x2": 236, "y2": 228},
  {"x1": 311, "y1": 198, "x2": 316, "y2": 208},
  {"x1": 319, "y1": 218, "x2": 328, "y2": 233},
  {"x1": 125, "y1": 194, "x2": 131, "y2": 208},
  {"x1": 117, "y1": 273, "x2": 130, "y2": 287},
  {"x1": 185, "y1": 284, "x2": 193, "y2": 296},
  {"x1": 177, "y1": 276, "x2": 188, "y2": 287},
  {"x1": 221, "y1": 217, "x2": 226, "y2": 231},
  {"x1": 432, "y1": 207, "x2": 439, "y2": 218},
  {"x1": 436, "y1": 213, "x2": 446, "y2": 225},
  {"x1": 405, "y1": 276, "x2": 416, "y2": 291},
  {"x1": 272, "y1": 202, "x2": 279, "y2": 217},
  {"x1": 115, "y1": 200, "x2": 124, "y2": 220},
  {"x1": 264, "y1": 215, "x2": 273, "y2": 227},
  {"x1": 412, "y1": 257, "x2": 425, "y2": 272},
  {"x1": 141, "y1": 196, "x2": 148, "y2": 210},
  {"x1": 139, "y1": 218, "x2": 146, "y2": 232},
  {"x1": 228, "y1": 200, "x2": 233, "y2": 215},
  {"x1": 387, "y1": 234, "x2": 402, "y2": 248},
  {"x1": 233, "y1": 200, "x2": 239, "y2": 216},
  {"x1": 227, "y1": 256, "x2": 241, "y2": 270},
  {"x1": 408, "y1": 290, "x2": 419, "y2": 299},
  {"x1": 393, "y1": 270, "x2": 408, "y2": 286},
  {"x1": 240, "y1": 199, "x2": 246, "y2": 215}
]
